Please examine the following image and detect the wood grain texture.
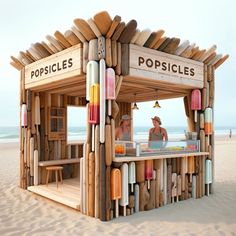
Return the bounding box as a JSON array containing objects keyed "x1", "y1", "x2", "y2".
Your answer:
[
  {"x1": 54, "y1": 31, "x2": 72, "y2": 48},
  {"x1": 111, "y1": 22, "x2": 126, "y2": 41},
  {"x1": 105, "y1": 38, "x2": 112, "y2": 67},
  {"x1": 74, "y1": 18, "x2": 96, "y2": 41},
  {"x1": 119, "y1": 20, "x2": 137, "y2": 44},
  {"x1": 88, "y1": 152, "x2": 95, "y2": 217},
  {"x1": 64, "y1": 30, "x2": 81, "y2": 46},
  {"x1": 93, "y1": 11, "x2": 112, "y2": 35},
  {"x1": 106, "y1": 15, "x2": 121, "y2": 38}
]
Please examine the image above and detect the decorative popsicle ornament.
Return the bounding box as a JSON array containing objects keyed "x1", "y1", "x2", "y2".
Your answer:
[
  {"x1": 145, "y1": 160, "x2": 153, "y2": 189},
  {"x1": 86, "y1": 60, "x2": 99, "y2": 101},
  {"x1": 106, "y1": 68, "x2": 115, "y2": 116},
  {"x1": 134, "y1": 184, "x2": 139, "y2": 213},
  {"x1": 204, "y1": 107, "x2": 213, "y2": 145},
  {"x1": 99, "y1": 59, "x2": 106, "y2": 143},
  {"x1": 191, "y1": 89, "x2": 201, "y2": 123},
  {"x1": 120, "y1": 163, "x2": 128, "y2": 216},
  {"x1": 205, "y1": 159, "x2": 212, "y2": 196},
  {"x1": 128, "y1": 162, "x2": 136, "y2": 192},
  {"x1": 110, "y1": 168, "x2": 121, "y2": 218},
  {"x1": 89, "y1": 84, "x2": 100, "y2": 124}
]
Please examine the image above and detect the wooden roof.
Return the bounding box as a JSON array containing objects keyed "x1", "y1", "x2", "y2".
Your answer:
[{"x1": 10, "y1": 11, "x2": 229, "y2": 71}]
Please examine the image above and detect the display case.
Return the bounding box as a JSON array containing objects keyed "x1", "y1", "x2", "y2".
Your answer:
[{"x1": 115, "y1": 140, "x2": 200, "y2": 157}]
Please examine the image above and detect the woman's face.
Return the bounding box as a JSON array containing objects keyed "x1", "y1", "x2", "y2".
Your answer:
[
  {"x1": 152, "y1": 120, "x2": 160, "y2": 128},
  {"x1": 123, "y1": 120, "x2": 130, "y2": 126}
]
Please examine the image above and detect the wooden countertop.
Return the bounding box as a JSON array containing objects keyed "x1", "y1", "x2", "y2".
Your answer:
[{"x1": 113, "y1": 152, "x2": 209, "y2": 162}]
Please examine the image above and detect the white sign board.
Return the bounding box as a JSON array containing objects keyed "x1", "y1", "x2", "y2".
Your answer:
[
  {"x1": 129, "y1": 44, "x2": 204, "y2": 88},
  {"x1": 25, "y1": 44, "x2": 82, "y2": 89}
]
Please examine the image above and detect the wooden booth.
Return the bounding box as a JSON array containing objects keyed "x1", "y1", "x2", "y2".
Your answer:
[{"x1": 11, "y1": 11, "x2": 228, "y2": 221}]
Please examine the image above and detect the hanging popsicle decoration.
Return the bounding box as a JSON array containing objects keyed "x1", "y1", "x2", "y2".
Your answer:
[
  {"x1": 106, "y1": 68, "x2": 115, "y2": 116},
  {"x1": 128, "y1": 162, "x2": 136, "y2": 192},
  {"x1": 204, "y1": 107, "x2": 212, "y2": 144},
  {"x1": 120, "y1": 163, "x2": 128, "y2": 216},
  {"x1": 86, "y1": 61, "x2": 99, "y2": 101},
  {"x1": 145, "y1": 160, "x2": 153, "y2": 189},
  {"x1": 205, "y1": 159, "x2": 212, "y2": 196},
  {"x1": 99, "y1": 59, "x2": 106, "y2": 143},
  {"x1": 89, "y1": 84, "x2": 100, "y2": 124},
  {"x1": 110, "y1": 168, "x2": 121, "y2": 218},
  {"x1": 191, "y1": 89, "x2": 201, "y2": 123}
]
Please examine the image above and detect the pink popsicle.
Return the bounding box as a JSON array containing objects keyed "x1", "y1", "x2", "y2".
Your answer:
[
  {"x1": 21, "y1": 104, "x2": 27, "y2": 127},
  {"x1": 145, "y1": 160, "x2": 153, "y2": 189},
  {"x1": 106, "y1": 68, "x2": 115, "y2": 116},
  {"x1": 191, "y1": 89, "x2": 201, "y2": 122}
]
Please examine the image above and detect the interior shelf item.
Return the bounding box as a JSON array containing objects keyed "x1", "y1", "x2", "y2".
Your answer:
[
  {"x1": 48, "y1": 107, "x2": 66, "y2": 140},
  {"x1": 115, "y1": 140, "x2": 200, "y2": 157}
]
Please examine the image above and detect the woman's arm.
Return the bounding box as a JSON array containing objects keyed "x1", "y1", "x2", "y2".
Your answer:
[
  {"x1": 115, "y1": 127, "x2": 122, "y2": 140},
  {"x1": 163, "y1": 128, "x2": 168, "y2": 141}
]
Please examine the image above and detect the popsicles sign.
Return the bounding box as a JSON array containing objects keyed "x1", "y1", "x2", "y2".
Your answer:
[
  {"x1": 24, "y1": 44, "x2": 83, "y2": 89},
  {"x1": 127, "y1": 44, "x2": 205, "y2": 89}
]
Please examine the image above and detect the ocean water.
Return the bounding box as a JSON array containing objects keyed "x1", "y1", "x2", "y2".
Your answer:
[{"x1": 0, "y1": 126, "x2": 235, "y2": 143}]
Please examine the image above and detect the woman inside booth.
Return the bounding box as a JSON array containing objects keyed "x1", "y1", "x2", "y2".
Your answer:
[
  {"x1": 115, "y1": 114, "x2": 131, "y2": 141},
  {"x1": 148, "y1": 116, "x2": 168, "y2": 147}
]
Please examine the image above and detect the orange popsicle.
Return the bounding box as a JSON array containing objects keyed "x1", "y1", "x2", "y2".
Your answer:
[{"x1": 111, "y1": 168, "x2": 121, "y2": 218}]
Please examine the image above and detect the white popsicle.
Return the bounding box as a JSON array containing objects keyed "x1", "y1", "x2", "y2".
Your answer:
[
  {"x1": 29, "y1": 137, "x2": 34, "y2": 177},
  {"x1": 134, "y1": 184, "x2": 139, "y2": 213},
  {"x1": 99, "y1": 59, "x2": 106, "y2": 143},
  {"x1": 120, "y1": 163, "x2": 128, "y2": 216},
  {"x1": 205, "y1": 159, "x2": 212, "y2": 196},
  {"x1": 128, "y1": 162, "x2": 136, "y2": 192}
]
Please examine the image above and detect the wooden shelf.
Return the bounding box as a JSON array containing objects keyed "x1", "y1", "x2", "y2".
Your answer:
[
  {"x1": 113, "y1": 152, "x2": 209, "y2": 162},
  {"x1": 38, "y1": 158, "x2": 80, "y2": 167}
]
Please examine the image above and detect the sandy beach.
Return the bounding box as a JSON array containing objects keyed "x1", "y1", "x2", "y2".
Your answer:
[{"x1": 0, "y1": 136, "x2": 236, "y2": 236}]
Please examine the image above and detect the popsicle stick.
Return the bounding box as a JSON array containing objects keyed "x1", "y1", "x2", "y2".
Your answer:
[
  {"x1": 83, "y1": 42, "x2": 89, "y2": 74},
  {"x1": 105, "y1": 125, "x2": 112, "y2": 166},
  {"x1": 199, "y1": 45, "x2": 217, "y2": 62},
  {"x1": 41, "y1": 41, "x2": 54, "y2": 55},
  {"x1": 88, "y1": 152, "x2": 95, "y2": 217},
  {"x1": 134, "y1": 29, "x2": 152, "y2": 46},
  {"x1": 88, "y1": 39, "x2": 99, "y2": 61},
  {"x1": 119, "y1": 20, "x2": 137, "y2": 44},
  {"x1": 153, "y1": 37, "x2": 167, "y2": 50},
  {"x1": 111, "y1": 22, "x2": 125, "y2": 41},
  {"x1": 33, "y1": 43, "x2": 51, "y2": 57},
  {"x1": 80, "y1": 157, "x2": 84, "y2": 213},
  {"x1": 120, "y1": 163, "x2": 128, "y2": 216},
  {"x1": 167, "y1": 164, "x2": 172, "y2": 204},
  {"x1": 82, "y1": 144, "x2": 87, "y2": 213},
  {"x1": 71, "y1": 26, "x2": 87, "y2": 43},
  {"x1": 98, "y1": 36, "x2": 105, "y2": 60},
  {"x1": 134, "y1": 184, "x2": 139, "y2": 213},
  {"x1": 46, "y1": 35, "x2": 64, "y2": 51},
  {"x1": 163, "y1": 38, "x2": 180, "y2": 54},
  {"x1": 158, "y1": 37, "x2": 171, "y2": 51},
  {"x1": 181, "y1": 43, "x2": 196, "y2": 58},
  {"x1": 171, "y1": 173, "x2": 177, "y2": 203},
  {"x1": 99, "y1": 59, "x2": 106, "y2": 143},
  {"x1": 87, "y1": 18, "x2": 102, "y2": 37},
  {"x1": 64, "y1": 30, "x2": 81, "y2": 46},
  {"x1": 112, "y1": 40, "x2": 118, "y2": 67},
  {"x1": 146, "y1": 180, "x2": 156, "y2": 210},
  {"x1": 105, "y1": 38, "x2": 112, "y2": 67},
  {"x1": 174, "y1": 40, "x2": 190, "y2": 55},
  {"x1": 105, "y1": 15, "x2": 121, "y2": 38},
  {"x1": 99, "y1": 144, "x2": 106, "y2": 221},
  {"x1": 74, "y1": 18, "x2": 96, "y2": 41},
  {"x1": 163, "y1": 159, "x2": 167, "y2": 205},
  {"x1": 54, "y1": 31, "x2": 72, "y2": 48},
  {"x1": 106, "y1": 166, "x2": 111, "y2": 221},
  {"x1": 136, "y1": 161, "x2": 145, "y2": 183},
  {"x1": 204, "y1": 52, "x2": 217, "y2": 64},
  {"x1": 192, "y1": 175, "x2": 196, "y2": 198},
  {"x1": 188, "y1": 156, "x2": 195, "y2": 182},
  {"x1": 177, "y1": 175, "x2": 181, "y2": 202},
  {"x1": 192, "y1": 49, "x2": 206, "y2": 61},
  {"x1": 93, "y1": 11, "x2": 112, "y2": 36},
  {"x1": 33, "y1": 150, "x2": 38, "y2": 185},
  {"x1": 115, "y1": 42, "x2": 121, "y2": 75},
  {"x1": 214, "y1": 54, "x2": 229, "y2": 69},
  {"x1": 94, "y1": 125, "x2": 100, "y2": 218},
  {"x1": 149, "y1": 30, "x2": 165, "y2": 48},
  {"x1": 130, "y1": 29, "x2": 140, "y2": 44},
  {"x1": 189, "y1": 46, "x2": 200, "y2": 58}
]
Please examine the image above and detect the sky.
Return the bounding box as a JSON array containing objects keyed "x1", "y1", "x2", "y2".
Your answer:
[{"x1": 0, "y1": 0, "x2": 235, "y2": 127}]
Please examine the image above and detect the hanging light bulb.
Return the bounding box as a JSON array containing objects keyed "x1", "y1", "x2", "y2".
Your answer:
[
  {"x1": 153, "y1": 89, "x2": 161, "y2": 108},
  {"x1": 132, "y1": 93, "x2": 139, "y2": 110}
]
